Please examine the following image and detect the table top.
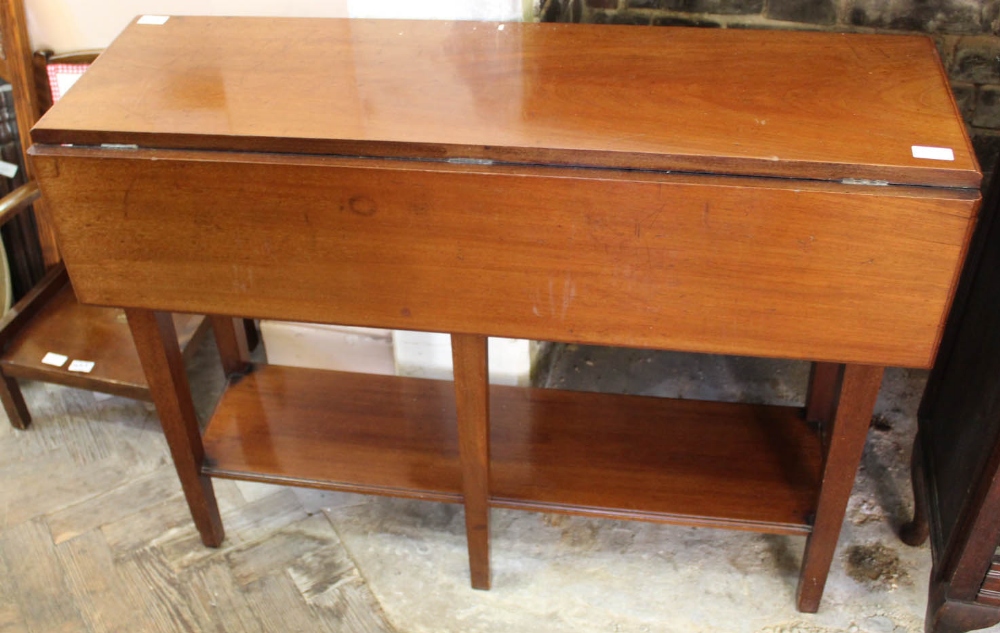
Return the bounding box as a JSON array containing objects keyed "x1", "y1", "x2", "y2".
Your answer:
[{"x1": 32, "y1": 17, "x2": 978, "y2": 188}]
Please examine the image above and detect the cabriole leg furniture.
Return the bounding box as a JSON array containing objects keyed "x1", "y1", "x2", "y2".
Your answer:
[{"x1": 30, "y1": 17, "x2": 980, "y2": 613}]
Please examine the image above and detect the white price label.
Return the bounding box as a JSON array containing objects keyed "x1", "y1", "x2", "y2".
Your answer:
[
  {"x1": 41, "y1": 352, "x2": 68, "y2": 367},
  {"x1": 68, "y1": 360, "x2": 95, "y2": 373},
  {"x1": 138, "y1": 15, "x2": 169, "y2": 25},
  {"x1": 911, "y1": 145, "x2": 955, "y2": 161},
  {"x1": 0, "y1": 160, "x2": 19, "y2": 179}
]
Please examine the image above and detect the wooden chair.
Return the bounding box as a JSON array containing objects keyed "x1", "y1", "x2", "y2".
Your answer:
[
  {"x1": 0, "y1": 0, "x2": 251, "y2": 429},
  {"x1": 32, "y1": 49, "x2": 102, "y2": 113}
]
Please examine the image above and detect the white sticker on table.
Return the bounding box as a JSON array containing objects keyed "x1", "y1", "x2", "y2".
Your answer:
[
  {"x1": 137, "y1": 15, "x2": 169, "y2": 25},
  {"x1": 41, "y1": 352, "x2": 68, "y2": 367},
  {"x1": 911, "y1": 145, "x2": 955, "y2": 161},
  {"x1": 68, "y1": 360, "x2": 95, "y2": 373}
]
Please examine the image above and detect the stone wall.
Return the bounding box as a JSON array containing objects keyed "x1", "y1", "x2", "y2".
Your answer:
[{"x1": 538, "y1": 0, "x2": 1000, "y2": 184}]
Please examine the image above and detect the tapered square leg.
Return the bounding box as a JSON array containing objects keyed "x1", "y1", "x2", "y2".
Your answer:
[
  {"x1": 127, "y1": 308, "x2": 224, "y2": 547},
  {"x1": 211, "y1": 315, "x2": 251, "y2": 376},
  {"x1": 0, "y1": 371, "x2": 29, "y2": 429},
  {"x1": 451, "y1": 333, "x2": 491, "y2": 590},
  {"x1": 805, "y1": 362, "x2": 842, "y2": 429},
  {"x1": 797, "y1": 363, "x2": 883, "y2": 612}
]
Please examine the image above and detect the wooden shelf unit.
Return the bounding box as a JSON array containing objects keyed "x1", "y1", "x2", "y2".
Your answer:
[
  {"x1": 202, "y1": 364, "x2": 822, "y2": 535},
  {"x1": 1, "y1": 283, "x2": 208, "y2": 400}
]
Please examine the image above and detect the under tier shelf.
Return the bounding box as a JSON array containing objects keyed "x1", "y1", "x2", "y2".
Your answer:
[{"x1": 201, "y1": 364, "x2": 821, "y2": 535}]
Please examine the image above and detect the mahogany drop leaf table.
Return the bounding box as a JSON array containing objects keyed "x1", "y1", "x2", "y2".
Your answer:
[{"x1": 29, "y1": 17, "x2": 980, "y2": 614}]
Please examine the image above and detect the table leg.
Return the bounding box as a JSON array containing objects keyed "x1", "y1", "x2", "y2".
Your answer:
[
  {"x1": 900, "y1": 431, "x2": 930, "y2": 546},
  {"x1": 805, "y1": 362, "x2": 842, "y2": 430},
  {"x1": 0, "y1": 371, "x2": 29, "y2": 429},
  {"x1": 242, "y1": 318, "x2": 260, "y2": 352},
  {"x1": 126, "y1": 308, "x2": 225, "y2": 547},
  {"x1": 210, "y1": 315, "x2": 251, "y2": 376},
  {"x1": 451, "y1": 333, "x2": 491, "y2": 590},
  {"x1": 797, "y1": 363, "x2": 883, "y2": 613}
]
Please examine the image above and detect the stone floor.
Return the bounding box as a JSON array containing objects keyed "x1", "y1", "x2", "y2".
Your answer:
[{"x1": 1, "y1": 334, "x2": 998, "y2": 633}]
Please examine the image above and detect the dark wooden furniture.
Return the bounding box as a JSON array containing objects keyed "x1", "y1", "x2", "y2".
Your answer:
[
  {"x1": 0, "y1": 0, "x2": 58, "y2": 268},
  {"x1": 900, "y1": 164, "x2": 1000, "y2": 631},
  {"x1": 29, "y1": 17, "x2": 980, "y2": 613}
]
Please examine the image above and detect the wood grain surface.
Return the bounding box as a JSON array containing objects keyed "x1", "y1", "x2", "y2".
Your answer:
[
  {"x1": 126, "y1": 309, "x2": 224, "y2": 548},
  {"x1": 26, "y1": 17, "x2": 980, "y2": 612},
  {"x1": 796, "y1": 363, "x2": 884, "y2": 613},
  {"x1": 201, "y1": 364, "x2": 822, "y2": 534},
  {"x1": 33, "y1": 147, "x2": 978, "y2": 368},
  {"x1": 31, "y1": 17, "x2": 978, "y2": 187},
  {"x1": 451, "y1": 334, "x2": 491, "y2": 590}
]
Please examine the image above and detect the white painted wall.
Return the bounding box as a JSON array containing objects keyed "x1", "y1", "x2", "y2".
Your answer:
[
  {"x1": 25, "y1": 0, "x2": 527, "y2": 51},
  {"x1": 393, "y1": 331, "x2": 536, "y2": 386}
]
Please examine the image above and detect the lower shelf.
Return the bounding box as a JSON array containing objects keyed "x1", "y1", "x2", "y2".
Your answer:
[
  {"x1": 1, "y1": 282, "x2": 208, "y2": 399},
  {"x1": 202, "y1": 364, "x2": 821, "y2": 535}
]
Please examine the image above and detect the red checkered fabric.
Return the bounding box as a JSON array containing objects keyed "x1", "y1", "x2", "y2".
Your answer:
[{"x1": 46, "y1": 63, "x2": 89, "y2": 103}]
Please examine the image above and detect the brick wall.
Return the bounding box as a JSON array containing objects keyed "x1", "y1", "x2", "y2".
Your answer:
[{"x1": 538, "y1": 0, "x2": 1000, "y2": 184}]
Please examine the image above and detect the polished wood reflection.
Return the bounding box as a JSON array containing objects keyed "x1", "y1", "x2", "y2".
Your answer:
[
  {"x1": 201, "y1": 364, "x2": 822, "y2": 534},
  {"x1": 32, "y1": 17, "x2": 978, "y2": 187},
  {"x1": 31, "y1": 16, "x2": 978, "y2": 612}
]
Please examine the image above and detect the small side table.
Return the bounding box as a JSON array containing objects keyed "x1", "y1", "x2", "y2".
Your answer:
[{"x1": 30, "y1": 17, "x2": 981, "y2": 614}]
